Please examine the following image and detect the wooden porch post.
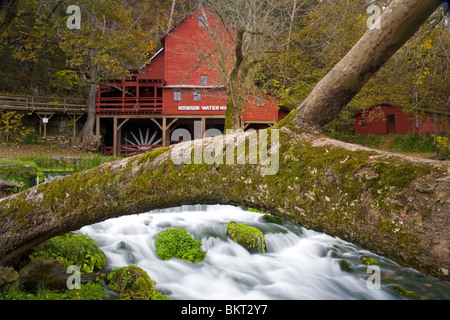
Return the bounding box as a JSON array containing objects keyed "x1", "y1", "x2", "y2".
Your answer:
[
  {"x1": 122, "y1": 82, "x2": 125, "y2": 112},
  {"x1": 96, "y1": 115, "x2": 100, "y2": 137},
  {"x1": 201, "y1": 117, "x2": 206, "y2": 138},
  {"x1": 162, "y1": 116, "x2": 167, "y2": 147},
  {"x1": 113, "y1": 117, "x2": 118, "y2": 157}
]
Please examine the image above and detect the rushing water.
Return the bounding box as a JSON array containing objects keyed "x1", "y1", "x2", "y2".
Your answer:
[{"x1": 79, "y1": 205, "x2": 450, "y2": 300}]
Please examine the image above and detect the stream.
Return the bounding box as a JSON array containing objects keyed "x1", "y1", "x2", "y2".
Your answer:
[{"x1": 78, "y1": 204, "x2": 450, "y2": 300}]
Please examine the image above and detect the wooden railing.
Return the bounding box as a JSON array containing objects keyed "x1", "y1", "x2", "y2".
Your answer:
[
  {"x1": 0, "y1": 94, "x2": 86, "y2": 113},
  {"x1": 96, "y1": 97, "x2": 163, "y2": 114}
]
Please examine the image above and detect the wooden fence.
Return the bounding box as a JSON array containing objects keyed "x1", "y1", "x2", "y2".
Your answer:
[{"x1": 0, "y1": 94, "x2": 86, "y2": 113}]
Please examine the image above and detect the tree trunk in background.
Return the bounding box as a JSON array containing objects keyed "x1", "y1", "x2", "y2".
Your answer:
[
  {"x1": 225, "y1": 29, "x2": 245, "y2": 130},
  {"x1": 78, "y1": 11, "x2": 99, "y2": 148},
  {"x1": 0, "y1": 0, "x2": 19, "y2": 38},
  {"x1": 78, "y1": 63, "x2": 98, "y2": 148},
  {"x1": 294, "y1": 0, "x2": 444, "y2": 132}
]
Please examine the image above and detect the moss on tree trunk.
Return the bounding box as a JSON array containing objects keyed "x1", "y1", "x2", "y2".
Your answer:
[{"x1": 0, "y1": 115, "x2": 448, "y2": 281}]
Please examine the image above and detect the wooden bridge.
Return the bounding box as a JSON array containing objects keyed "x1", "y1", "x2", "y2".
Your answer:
[{"x1": 0, "y1": 94, "x2": 86, "y2": 137}]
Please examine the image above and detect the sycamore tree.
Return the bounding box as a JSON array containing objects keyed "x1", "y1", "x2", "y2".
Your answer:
[{"x1": 198, "y1": 0, "x2": 298, "y2": 130}]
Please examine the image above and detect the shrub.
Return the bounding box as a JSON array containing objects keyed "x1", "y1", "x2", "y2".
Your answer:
[
  {"x1": 154, "y1": 228, "x2": 206, "y2": 263},
  {"x1": 107, "y1": 265, "x2": 169, "y2": 300},
  {"x1": 31, "y1": 233, "x2": 106, "y2": 273}
]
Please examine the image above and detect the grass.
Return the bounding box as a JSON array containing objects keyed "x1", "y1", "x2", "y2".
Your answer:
[
  {"x1": 0, "y1": 154, "x2": 120, "y2": 172},
  {"x1": 327, "y1": 132, "x2": 448, "y2": 159}
]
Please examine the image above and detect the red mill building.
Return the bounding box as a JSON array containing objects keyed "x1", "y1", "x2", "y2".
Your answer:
[{"x1": 96, "y1": 6, "x2": 289, "y2": 157}]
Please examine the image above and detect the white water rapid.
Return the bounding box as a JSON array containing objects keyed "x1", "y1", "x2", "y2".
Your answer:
[{"x1": 78, "y1": 205, "x2": 450, "y2": 300}]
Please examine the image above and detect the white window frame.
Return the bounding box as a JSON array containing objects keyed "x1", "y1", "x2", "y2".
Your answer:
[
  {"x1": 201, "y1": 74, "x2": 208, "y2": 85},
  {"x1": 174, "y1": 90, "x2": 181, "y2": 101}
]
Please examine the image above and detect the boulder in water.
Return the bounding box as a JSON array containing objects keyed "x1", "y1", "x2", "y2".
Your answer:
[
  {"x1": 227, "y1": 221, "x2": 266, "y2": 253},
  {"x1": 19, "y1": 257, "x2": 69, "y2": 292},
  {"x1": 106, "y1": 265, "x2": 169, "y2": 300}
]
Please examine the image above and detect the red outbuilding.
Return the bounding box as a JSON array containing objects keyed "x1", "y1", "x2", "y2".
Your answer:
[
  {"x1": 96, "y1": 5, "x2": 289, "y2": 156},
  {"x1": 353, "y1": 103, "x2": 450, "y2": 136}
]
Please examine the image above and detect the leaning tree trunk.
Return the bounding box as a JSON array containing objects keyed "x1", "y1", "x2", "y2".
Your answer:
[
  {"x1": 78, "y1": 55, "x2": 99, "y2": 148},
  {"x1": 225, "y1": 29, "x2": 245, "y2": 130},
  {"x1": 295, "y1": 0, "x2": 444, "y2": 132},
  {"x1": 0, "y1": 0, "x2": 448, "y2": 282},
  {"x1": 0, "y1": 127, "x2": 449, "y2": 280}
]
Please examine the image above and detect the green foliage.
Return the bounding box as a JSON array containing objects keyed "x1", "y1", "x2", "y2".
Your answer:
[
  {"x1": 247, "y1": 207, "x2": 266, "y2": 214},
  {"x1": 226, "y1": 222, "x2": 266, "y2": 253},
  {"x1": 329, "y1": 132, "x2": 449, "y2": 159},
  {"x1": 361, "y1": 257, "x2": 379, "y2": 266},
  {"x1": 433, "y1": 135, "x2": 449, "y2": 159},
  {"x1": 327, "y1": 132, "x2": 383, "y2": 149},
  {"x1": 106, "y1": 265, "x2": 169, "y2": 300},
  {"x1": 1, "y1": 282, "x2": 107, "y2": 300},
  {"x1": 0, "y1": 111, "x2": 34, "y2": 143},
  {"x1": 52, "y1": 70, "x2": 82, "y2": 91},
  {"x1": 388, "y1": 134, "x2": 436, "y2": 154},
  {"x1": 154, "y1": 227, "x2": 206, "y2": 263},
  {"x1": 0, "y1": 164, "x2": 36, "y2": 190},
  {"x1": 31, "y1": 233, "x2": 106, "y2": 273}
]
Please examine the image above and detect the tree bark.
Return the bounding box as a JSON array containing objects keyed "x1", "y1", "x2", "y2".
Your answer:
[
  {"x1": 0, "y1": 128, "x2": 449, "y2": 280},
  {"x1": 294, "y1": 0, "x2": 445, "y2": 132},
  {"x1": 78, "y1": 64, "x2": 98, "y2": 148},
  {"x1": 225, "y1": 29, "x2": 245, "y2": 130},
  {"x1": 78, "y1": 10, "x2": 99, "y2": 148}
]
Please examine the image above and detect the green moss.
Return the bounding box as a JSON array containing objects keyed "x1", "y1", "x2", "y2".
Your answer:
[
  {"x1": 136, "y1": 147, "x2": 169, "y2": 165},
  {"x1": 227, "y1": 222, "x2": 266, "y2": 253},
  {"x1": 0, "y1": 164, "x2": 36, "y2": 190},
  {"x1": 107, "y1": 265, "x2": 169, "y2": 300},
  {"x1": 2, "y1": 282, "x2": 108, "y2": 300},
  {"x1": 31, "y1": 233, "x2": 106, "y2": 273},
  {"x1": 392, "y1": 285, "x2": 416, "y2": 297},
  {"x1": 263, "y1": 214, "x2": 283, "y2": 225},
  {"x1": 155, "y1": 227, "x2": 206, "y2": 263}
]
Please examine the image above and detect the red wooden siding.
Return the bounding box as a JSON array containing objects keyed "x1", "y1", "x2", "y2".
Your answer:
[
  {"x1": 354, "y1": 104, "x2": 450, "y2": 135},
  {"x1": 96, "y1": 5, "x2": 287, "y2": 123}
]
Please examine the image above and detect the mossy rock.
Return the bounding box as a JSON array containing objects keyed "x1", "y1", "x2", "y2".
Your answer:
[
  {"x1": 31, "y1": 233, "x2": 106, "y2": 273},
  {"x1": 263, "y1": 214, "x2": 283, "y2": 225},
  {"x1": 106, "y1": 265, "x2": 169, "y2": 300},
  {"x1": 227, "y1": 222, "x2": 266, "y2": 253},
  {"x1": 339, "y1": 259, "x2": 352, "y2": 272},
  {"x1": 18, "y1": 257, "x2": 68, "y2": 292},
  {"x1": 154, "y1": 227, "x2": 206, "y2": 263},
  {"x1": 392, "y1": 285, "x2": 416, "y2": 297},
  {"x1": 0, "y1": 266, "x2": 19, "y2": 289}
]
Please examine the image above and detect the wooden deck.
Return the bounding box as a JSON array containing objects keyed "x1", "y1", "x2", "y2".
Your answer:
[
  {"x1": 0, "y1": 94, "x2": 86, "y2": 113},
  {"x1": 0, "y1": 94, "x2": 87, "y2": 138}
]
